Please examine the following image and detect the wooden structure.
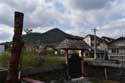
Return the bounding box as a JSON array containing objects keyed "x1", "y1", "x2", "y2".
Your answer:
[
  {"x1": 1, "y1": 61, "x2": 125, "y2": 82},
  {"x1": 6, "y1": 12, "x2": 24, "y2": 83},
  {"x1": 0, "y1": 64, "x2": 65, "y2": 82},
  {"x1": 57, "y1": 38, "x2": 90, "y2": 78}
]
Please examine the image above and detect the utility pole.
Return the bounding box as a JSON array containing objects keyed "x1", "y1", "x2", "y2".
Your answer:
[
  {"x1": 6, "y1": 12, "x2": 24, "y2": 83},
  {"x1": 93, "y1": 28, "x2": 97, "y2": 59}
]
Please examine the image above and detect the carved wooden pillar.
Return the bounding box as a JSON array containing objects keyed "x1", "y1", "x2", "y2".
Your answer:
[{"x1": 6, "y1": 12, "x2": 24, "y2": 83}]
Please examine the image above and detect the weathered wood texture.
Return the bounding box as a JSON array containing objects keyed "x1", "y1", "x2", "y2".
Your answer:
[
  {"x1": 6, "y1": 12, "x2": 24, "y2": 83},
  {"x1": 21, "y1": 77, "x2": 45, "y2": 83},
  {"x1": 84, "y1": 61, "x2": 125, "y2": 82},
  {"x1": 21, "y1": 64, "x2": 65, "y2": 76},
  {"x1": 0, "y1": 64, "x2": 65, "y2": 82},
  {"x1": 1, "y1": 61, "x2": 125, "y2": 82}
]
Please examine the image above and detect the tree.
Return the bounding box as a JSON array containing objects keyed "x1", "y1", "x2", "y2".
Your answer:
[{"x1": 24, "y1": 28, "x2": 32, "y2": 34}]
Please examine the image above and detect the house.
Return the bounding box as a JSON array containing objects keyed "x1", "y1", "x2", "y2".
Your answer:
[
  {"x1": 0, "y1": 45, "x2": 5, "y2": 53},
  {"x1": 83, "y1": 34, "x2": 108, "y2": 59},
  {"x1": 102, "y1": 36, "x2": 114, "y2": 43},
  {"x1": 108, "y1": 37, "x2": 125, "y2": 60}
]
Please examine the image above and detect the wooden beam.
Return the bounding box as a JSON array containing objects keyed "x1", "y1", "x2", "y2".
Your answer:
[
  {"x1": 21, "y1": 77, "x2": 45, "y2": 83},
  {"x1": 81, "y1": 50, "x2": 84, "y2": 77},
  {"x1": 65, "y1": 49, "x2": 68, "y2": 64},
  {"x1": 6, "y1": 11, "x2": 24, "y2": 83},
  {"x1": 64, "y1": 49, "x2": 71, "y2": 79}
]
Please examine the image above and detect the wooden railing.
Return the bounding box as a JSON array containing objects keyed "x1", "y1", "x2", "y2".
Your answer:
[{"x1": 0, "y1": 64, "x2": 65, "y2": 82}]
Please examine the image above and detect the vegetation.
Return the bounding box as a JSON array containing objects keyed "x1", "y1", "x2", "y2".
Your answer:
[
  {"x1": 20, "y1": 50, "x2": 41, "y2": 68},
  {"x1": 0, "y1": 50, "x2": 10, "y2": 68},
  {"x1": 20, "y1": 49, "x2": 64, "y2": 68},
  {"x1": 0, "y1": 48, "x2": 64, "y2": 69},
  {"x1": 44, "y1": 55, "x2": 64, "y2": 66}
]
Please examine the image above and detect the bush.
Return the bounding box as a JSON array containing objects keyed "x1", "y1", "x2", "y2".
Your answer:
[
  {"x1": 20, "y1": 50, "x2": 41, "y2": 68},
  {"x1": 20, "y1": 49, "x2": 64, "y2": 68},
  {"x1": 0, "y1": 51, "x2": 10, "y2": 68},
  {"x1": 0, "y1": 49, "x2": 64, "y2": 69}
]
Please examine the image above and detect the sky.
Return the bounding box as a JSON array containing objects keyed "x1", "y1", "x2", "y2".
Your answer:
[{"x1": 0, "y1": 0, "x2": 125, "y2": 42}]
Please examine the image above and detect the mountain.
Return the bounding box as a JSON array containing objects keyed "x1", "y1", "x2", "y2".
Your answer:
[{"x1": 23, "y1": 28, "x2": 83, "y2": 47}]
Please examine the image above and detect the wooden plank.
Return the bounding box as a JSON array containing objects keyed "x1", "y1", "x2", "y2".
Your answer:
[
  {"x1": 21, "y1": 64, "x2": 65, "y2": 76},
  {"x1": 0, "y1": 64, "x2": 65, "y2": 82},
  {"x1": 21, "y1": 77, "x2": 45, "y2": 83}
]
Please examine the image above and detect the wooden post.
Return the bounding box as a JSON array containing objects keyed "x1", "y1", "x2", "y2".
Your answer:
[
  {"x1": 6, "y1": 12, "x2": 24, "y2": 83},
  {"x1": 65, "y1": 49, "x2": 70, "y2": 79},
  {"x1": 81, "y1": 50, "x2": 84, "y2": 77},
  {"x1": 65, "y1": 49, "x2": 68, "y2": 64},
  {"x1": 104, "y1": 67, "x2": 108, "y2": 80}
]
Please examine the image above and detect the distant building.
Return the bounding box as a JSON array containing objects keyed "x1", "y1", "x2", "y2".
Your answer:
[
  {"x1": 83, "y1": 34, "x2": 108, "y2": 59},
  {"x1": 102, "y1": 36, "x2": 114, "y2": 43},
  {"x1": 0, "y1": 45, "x2": 5, "y2": 53},
  {"x1": 108, "y1": 37, "x2": 125, "y2": 60}
]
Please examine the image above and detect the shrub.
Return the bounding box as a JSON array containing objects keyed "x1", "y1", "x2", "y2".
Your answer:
[
  {"x1": 0, "y1": 51, "x2": 10, "y2": 68},
  {"x1": 20, "y1": 50, "x2": 41, "y2": 68},
  {"x1": 0, "y1": 49, "x2": 64, "y2": 69}
]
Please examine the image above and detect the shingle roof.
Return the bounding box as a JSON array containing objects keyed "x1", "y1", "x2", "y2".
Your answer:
[
  {"x1": 57, "y1": 38, "x2": 90, "y2": 50},
  {"x1": 102, "y1": 36, "x2": 114, "y2": 43},
  {"x1": 108, "y1": 36, "x2": 125, "y2": 47}
]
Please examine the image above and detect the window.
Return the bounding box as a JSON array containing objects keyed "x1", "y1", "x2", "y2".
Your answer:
[{"x1": 112, "y1": 49, "x2": 116, "y2": 53}]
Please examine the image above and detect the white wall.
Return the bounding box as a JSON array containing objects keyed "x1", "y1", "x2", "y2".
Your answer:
[
  {"x1": 98, "y1": 43, "x2": 108, "y2": 51},
  {"x1": 84, "y1": 36, "x2": 91, "y2": 46}
]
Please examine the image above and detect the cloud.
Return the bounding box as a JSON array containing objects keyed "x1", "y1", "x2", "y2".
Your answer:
[
  {"x1": 0, "y1": 3, "x2": 14, "y2": 26},
  {"x1": 0, "y1": 0, "x2": 38, "y2": 13},
  {"x1": 69, "y1": 0, "x2": 115, "y2": 11},
  {"x1": 0, "y1": 0, "x2": 125, "y2": 42},
  {"x1": 0, "y1": 24, "x2": 13, "y2": 42},
  {"x1": 32, "y1": 27, "x2": 53, "y2": 33},
  {"x1": 97, "y1": 18, "x2": 125, "y2": 37},
  {"x1": 66, "y1": 27, "x2": 92, "y2": 37},
  {"x1": 61, "y1": 0, "x2": 118, "y2": 27}
]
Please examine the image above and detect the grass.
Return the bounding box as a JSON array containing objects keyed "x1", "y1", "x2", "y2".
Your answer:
[
  {"x1": 20, "y1": 50, "x2": 41, "y2": 68},
  {"x1": 0, "y1": 51, "x2": 10, "y2": 68},
  {"x1": 44, "y1": 56, "x2": 64, "y2": 66},
  {"x1": 0, "y1": 49, "x2": 65, "y2": 69}
]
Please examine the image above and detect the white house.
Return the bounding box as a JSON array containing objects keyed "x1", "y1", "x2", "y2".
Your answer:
[
  {"x1": 0, "y1": 45, "x2": 5, "y2": 53},
  {"x1": 102, "y1": 36, "x2": 114, "y2": 43},
  {"x1": 83, "y1": 34, "x2": 108, "y2": 59},
  {"x1": 108, "y1": 37, "x2": 125, "y2": 60}
]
